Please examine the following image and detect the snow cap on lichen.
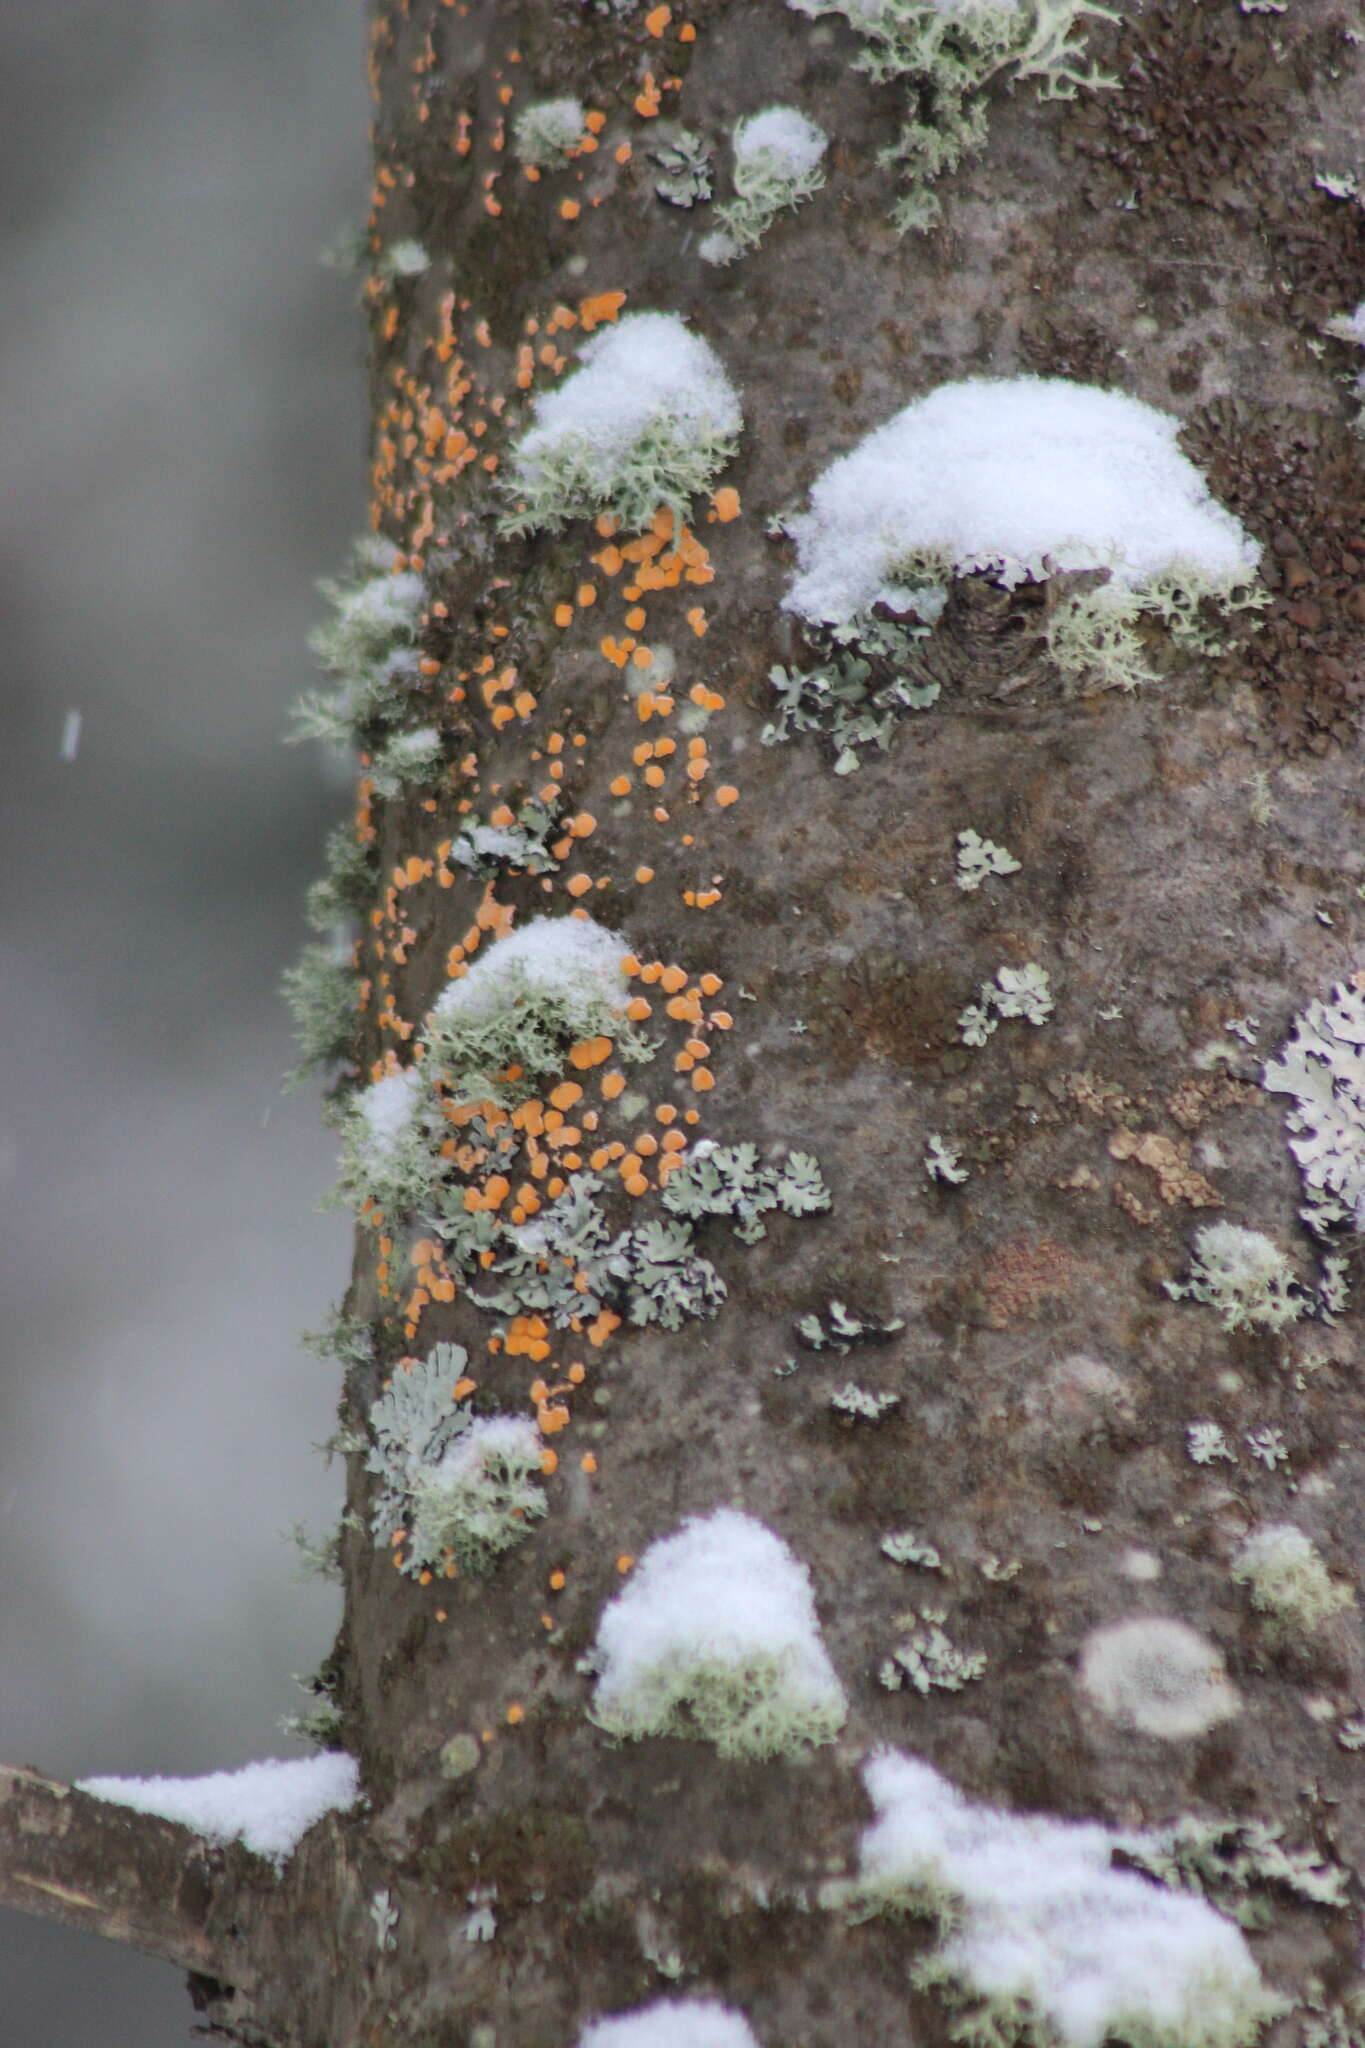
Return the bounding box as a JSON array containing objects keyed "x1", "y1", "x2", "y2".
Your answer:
[
  {"x1": 503, "y1": 312, "x2": 741, "y2": 535},
  {"x1": 1077, "y1": 1616, "x2": 1240, "y2": 1739},
  {"x1": 783, "y1": 378, "x2": 1258, "y2": 627},
  {"x1": 408, "y1": 1413, "x2": 547, "y2": 1574},
  {"x1": 735, "y1": 105, "x2": 828, "y2": 178},
  {"x1": 701, "y1": 105, "x2": 828, "y2": 264},
  {"x1": 590, "y1": 1508, "x2": 847, "y2": 1757},
  {"x1": 577, "y1": 2001, "x2": 761, "y2": 2048},
  {"x1": 856, "y1": 1751, "x2": 1276, "y2": 2048},
  {"x1": 432, "y1": 914, "x2": 631, "y2": 1025}
]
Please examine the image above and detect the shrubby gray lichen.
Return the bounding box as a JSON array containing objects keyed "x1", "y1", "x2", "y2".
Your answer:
[
  {"x1": 1231, "y1": 1523, "x2": 1354, "y2": 1636},
  {"x1": 290, "y1": 537, "x2": 426, "y2": 747},
  {"x1": 787, "y1": 0, "x2": 1118, "y2": 234}
]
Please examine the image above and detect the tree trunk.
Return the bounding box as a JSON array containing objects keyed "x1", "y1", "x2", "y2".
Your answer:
[{"x1": 6, "y1": 0, "x2": 1365, "y2": 2042}]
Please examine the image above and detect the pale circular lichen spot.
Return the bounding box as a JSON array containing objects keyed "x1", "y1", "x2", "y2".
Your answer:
[{"x1": 1077, "y1": 1616, "x2": 1240, "y2": 1739}]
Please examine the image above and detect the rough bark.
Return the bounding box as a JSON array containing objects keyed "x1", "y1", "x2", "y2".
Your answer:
[{"x1": 5, "y1": 0, "x2": 1365, "y2": 2043}]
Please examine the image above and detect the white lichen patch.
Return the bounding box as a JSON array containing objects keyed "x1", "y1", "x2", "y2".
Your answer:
[
  {"x1": 782, "y1": 380, "x2": 1259, "y2": 685},
  {"x1": 1262, "y1": 982, "x2": 1365, "y2": 1234},
  {"x1": 502, "y1": 312, "x2": 742, "y2": 536},
  {"x1": 701, "y1": 106, "x2": 828, "y2": 264},
  {"x1": 512, "y1": 96, "x2": 586, "y2": 166},
  {"x1": 1077, "y1": 1616, "x2": 1241, "y2": 1739},
  {"x1": 853, "y1": 1750, "x2": 1277, "y2": 2048},
  {"x1": 590, "y1": 1509, "x2": 847, "y2": 1758},
  {"x1": 1164, "y1": 1222, "x2": 1306, "y2": 1334},
  {"x1": 1232, "y1": 1524, "x2": 1354, "y2": 1635},
  {"x1": 577, "y1": 2001, "x2": 761, "y2": 2048}
]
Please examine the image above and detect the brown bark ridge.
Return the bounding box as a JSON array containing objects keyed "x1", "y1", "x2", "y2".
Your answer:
[{"x1": 8, "y1": 0, "x2": 1365, "y2": 2041}]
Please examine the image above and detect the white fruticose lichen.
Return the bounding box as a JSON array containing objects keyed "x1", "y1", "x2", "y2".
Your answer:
[
  {"x1": 955, "y1": 827, "x2": 1020, "y2": 892},
  {"x1": 512, "y1": 96, "x2": 586, "y2": 165},
  {"x1": 292, "y1": 539, "x2": 426, "y2": 745},
  {"x1": 850, "y1": 1752, "x2": 1277, "y2": 2048},
  {"x1": 1231, "y1": 1524, "x2": 1354, "y2": 1636},
  {"x1": 1077, "y1": 1617, "x2": 1241, "y2": 1739},
  {"x1": 590, "y1": 1509, "x2": 848, "y2": 1758},
  {"x1": 958, "y1": 962, "x2": 1053, "y2": 1045},
  {"x1": 367, "y1": 724, "x2": 444, "y2": 799},
  {"x1": 701, "y1": 106, "x2": 828, "y2": 264},
  {"x1": 502, "y1": 312, "x2": 742, "y2": 536},
  {"x1": 787, "y1": 0, "x2": 1118, "y2": 234},
  {"x1": 1164, "y1": 1222, "x2": 1307, "y2": 1335},
  {"x1": 782, "y1": 380, "x2": 1260, "y2": 688},
  {"x1": 1262, "y1": 982, "x2": 1365, "y2": 1234},
  {"x1": 577, "y1": 2001, "x2": 761, "y2": 2048}
]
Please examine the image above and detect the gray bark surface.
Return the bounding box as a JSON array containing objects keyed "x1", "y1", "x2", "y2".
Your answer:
[{"x1": 5, "y1": 1, "x2": 1365, "y2": 2043}]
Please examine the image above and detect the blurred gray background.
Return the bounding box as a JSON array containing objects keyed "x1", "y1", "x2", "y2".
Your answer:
[{"x1": 1, "y1": 3, "x2": 370, "y2": 2038}]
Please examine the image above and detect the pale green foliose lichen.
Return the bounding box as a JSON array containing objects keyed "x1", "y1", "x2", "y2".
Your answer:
[
  {"x1": 956, "y1": 828, "x2": 1020, "y2": 892},
  {"x1": 1164, "y1": 1222, "x2": 1306, "y2": 1334},
  {"x1": 780, "y1": 381, "x2": 1262, "y2": 696},
  {"x1": 958, "y1": 963, "x2": 1053, "y2": 1045},
  {"x1": 1117, "y1": 1814, "x2": 1350, "y2": 1928},
  {"x1": 650, "y1": 129, "x2": 714, "y2": 207}
]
